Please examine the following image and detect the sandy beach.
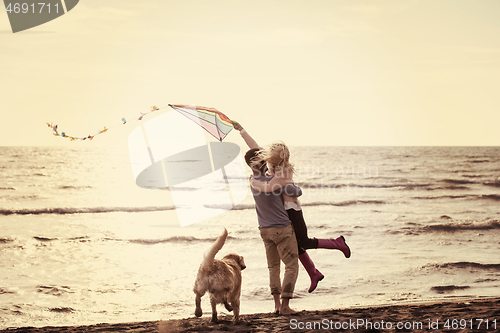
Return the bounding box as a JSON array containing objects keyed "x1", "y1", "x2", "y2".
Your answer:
[{"x1": 2, "y1": 297, "x2": 499, "y2": 332}]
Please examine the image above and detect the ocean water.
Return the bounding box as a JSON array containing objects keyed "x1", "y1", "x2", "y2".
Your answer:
[{"x1": 1, "y1": 145, "x2": 499, "y2": 329}]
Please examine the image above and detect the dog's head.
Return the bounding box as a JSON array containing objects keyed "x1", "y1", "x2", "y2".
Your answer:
[{"x1": 223, "y1": 253, "x2": 246, "y2": 271}]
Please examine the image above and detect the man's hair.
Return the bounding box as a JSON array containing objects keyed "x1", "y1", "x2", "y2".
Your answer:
[{"x1": 244, "y1": 148, "x2": 263, "y2": 169}]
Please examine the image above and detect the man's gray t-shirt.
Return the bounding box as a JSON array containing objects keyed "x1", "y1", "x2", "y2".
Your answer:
[{"x1": 251, "y1": 174, "x2": 302, "y2": 229}]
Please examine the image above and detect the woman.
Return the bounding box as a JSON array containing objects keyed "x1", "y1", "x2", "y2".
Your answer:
[{"x1": 250, "y1": 141, "x2": 351, "y2": 293}]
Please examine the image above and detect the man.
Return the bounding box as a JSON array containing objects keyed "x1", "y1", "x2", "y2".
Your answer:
[{"x1": 234, "y1": 122, "x2": 299, "y2": 315}]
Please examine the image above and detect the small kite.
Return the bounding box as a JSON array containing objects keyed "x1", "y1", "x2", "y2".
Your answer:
[
  {"x1": 46, "y1": 105, "x2": 161, "y2": 141},
  {"x1": 169, "y1": 104, "x2": 234, "y2": 141},
  {"x1": 46, "y1": 104, "x2": 238, "y2": 142}
]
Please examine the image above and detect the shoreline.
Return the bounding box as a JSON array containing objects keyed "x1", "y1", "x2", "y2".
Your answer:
[{"x1": 2, "y1": 297, "x2": 499, "y2": 332}]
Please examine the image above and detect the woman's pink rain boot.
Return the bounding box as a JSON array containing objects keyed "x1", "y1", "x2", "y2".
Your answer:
[
  {"x1": 299, "y1": 252, "x2": 324, "y2": 293},
  {"x1": 317, "y1": 236, "x2": 351, "y2": 258}
]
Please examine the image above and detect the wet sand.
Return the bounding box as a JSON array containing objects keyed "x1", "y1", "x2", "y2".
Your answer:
[{"x1": 2, "y1": 297, "x2": 499, "y2": 332}]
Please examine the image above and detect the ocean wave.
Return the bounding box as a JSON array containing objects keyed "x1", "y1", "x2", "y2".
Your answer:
[
  {"x1": 126, "y1": 235, "x2": 239, "y2": 245},
  {"x1": 297, "y1": 182, "x2": 421, "y2": 189},
  {"x1": 397, "y1": 184, "x2": 433, "y2": 190},
  {"x1": 232, "y1": 200, "x2": 387, "y2": 210},
  {"x1": 0, "y1": 206, "x2": 175, "y2": 215},
  {"x1": 0, "y1": 236, "x2": 96, "y2": 247},
  {"x1": 422, "y1": 220, "x2": 500, "y2": 232},
  {"x1": 6, "y1": 195, "x2": 40, "y2": 201},
  {"x1": 69, "y1": 236, "x2": 91, "y2": 242},
  {"x1": 483, "y1": 182, "x2": 500, "y2": 188},
  {"x1": 390, "y1": 219, "x2": 500, "y2": 235},
  {"x1": 414, "y1": 194, "x2": 500, "y2": 201},
  {"x1": 58, "y1": 185, "x2": 93, "y2": 190},
  {"x1": 3, "y1": 200, "x2": 385, "y2": 216},
  {"x1": 307, "y1": 200, "x2": 387, "y2": 207},
  {"x1": 0, "y1": 288, "x2": 16, "y2": 295},
  {"x1": 34, "y1": 236, "x2": 58, "y2": 242},
  {"x1": 0, "y1": 187, "x2": 16, "y2": 191},
  {"x1": 425, "y1": 185, "x2": 469, "y2": 191},
  {"x1": 297, "y1": 179, "x2": 480, "y2": 191},
  {"x1": 424, "y1": 262, "x2": 500, "y2": 271},
  {"x1": 482, "y1": 194, "x2": 500, "y2": 201},
  {"x1": 251, "y1": 200, "x2": 386, "y2": 208},
  {"x1": 414, "y1": 194, "x2": 472, "y2": 200},
  {"x1": 50, "y1": 307, "x2": 75, "y2": 313},
  {"x1": 37, "y1": 285, "x2": 73, "y2": 296},
  {"x1": 475, "y1": 278, "x2": 498, "y2": 283},
  {"x1": 0, "y1": 238, "x2": 14, "y2": 243},
  {"x1": 431, "y1": 285, "x2": 470, "y2": 294},
  {"x1": 442, "y1": 179, "x2": 476, "y2": 185},
  {"x1": 229, "y1": 204, "x2": 255, "y2": 211},
  {"x1": 245, "y1": 178, "x2": 492, "y2": 192}
]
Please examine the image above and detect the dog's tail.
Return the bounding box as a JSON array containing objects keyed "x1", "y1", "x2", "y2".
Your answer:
[{"x1": 202, "y1": 228, "x2": 228, "y2": 270}]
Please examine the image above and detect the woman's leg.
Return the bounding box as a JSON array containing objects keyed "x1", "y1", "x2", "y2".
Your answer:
[
  {"x1": 287, "y1": 208, "x2": 351, "y2": 258},
  {"x1": 287, "y1": 209, "x2": 324, "y2": 292},
  {"x1": 317, "y1": 236, "x2": 351, "y2": 258},
  {"x1": 286, "y1": 209, "x2": 318, "y2": 250},
  {"x1": 298, "y1": 251, "x2": 324, "y2": 293}
]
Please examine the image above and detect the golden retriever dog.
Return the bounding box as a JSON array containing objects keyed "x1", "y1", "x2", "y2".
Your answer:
[{"x1": 193, "y1": 228, "x2": 246, "y2": 323}]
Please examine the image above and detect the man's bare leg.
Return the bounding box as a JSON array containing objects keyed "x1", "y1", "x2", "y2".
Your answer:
[
  {"x1": 273, "y1": 293, "x2": 281, "y2": 314},
  {"x1": 280, "y1": 297, "x2": 297, "y2": 315}
]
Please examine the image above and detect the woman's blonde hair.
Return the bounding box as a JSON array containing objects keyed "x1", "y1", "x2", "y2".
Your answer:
[{"x1": 258, "y1": 141, "x2": 295, "y2": 177}]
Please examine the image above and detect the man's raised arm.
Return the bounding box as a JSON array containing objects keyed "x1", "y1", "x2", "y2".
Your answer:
[{"x1": 233, "y1": 122, "x2": 260, "y2": 149}]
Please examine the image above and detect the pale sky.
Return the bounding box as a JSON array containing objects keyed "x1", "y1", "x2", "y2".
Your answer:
[{"x1": 1, "y1": 0, "x2": 499, "y2": 147}]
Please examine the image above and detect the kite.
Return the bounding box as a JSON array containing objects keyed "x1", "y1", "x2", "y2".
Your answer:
[
  {"x1": 168, "y1": 104, "x2": 234, "y2": 141},
  {"x1": 46, "y1": 104, "x2": 237, "y2": 142},
  {"x1": 46, "y1": 105, "x2": 160, "y2": 141}
]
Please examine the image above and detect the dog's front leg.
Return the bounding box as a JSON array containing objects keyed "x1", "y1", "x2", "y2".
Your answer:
[
  {"x1": 210, "y1": 295, "x2": 218, "y2": 323},
  {"x1": 194, "y1": 293, "x2": 203, "y2": 317}
]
